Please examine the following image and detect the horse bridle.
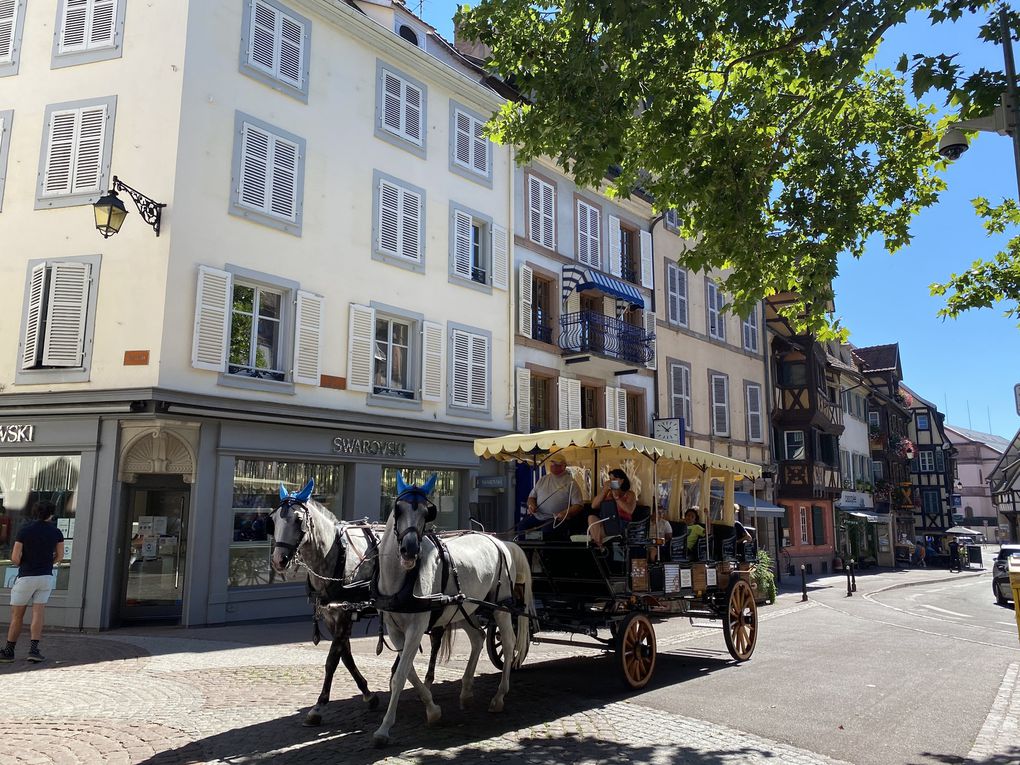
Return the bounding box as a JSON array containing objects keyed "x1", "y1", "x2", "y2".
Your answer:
[
  {"x1": 272, "y1": 497, "x2": 310, "y2": 560},
  {"x1": 393, "y1": 490, "x2": 437, "y2": 547}
]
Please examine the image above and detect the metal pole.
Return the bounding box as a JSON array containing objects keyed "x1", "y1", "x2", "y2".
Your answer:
[
  {"x1": 999, "y1": 5, "x2": 1020, "y2": 199},
  {"x1": 850, "y1": 559, "x2": 857, "y2": 592},
  {"x1": 846, "y1": 562, "x2": 853, "y2": 597},
  {"x1": 801, "y1": 563, "x2": 808, "y2": 602}
]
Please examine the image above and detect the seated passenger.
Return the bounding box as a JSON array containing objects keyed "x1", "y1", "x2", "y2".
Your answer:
[
  {"x1": 588, "y1": 469, "x2": 637, "y2": 547},
  {"x1": 684, "y1": 508, "x2": 705, "y2": 559},
  {"x1": 516, "y1": 452, "x2": 584, "y2": 537}
]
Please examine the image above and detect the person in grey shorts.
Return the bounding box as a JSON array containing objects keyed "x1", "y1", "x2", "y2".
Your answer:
[{"x1": 1, "y1": 501, "x2": 64, "y2": 664}]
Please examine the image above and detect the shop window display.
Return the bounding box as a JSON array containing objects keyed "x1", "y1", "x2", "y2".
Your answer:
[
  {"x1": 229, "y1": 459, "x2": 344, "y2": 588},
  {"x1": 0, "y1": 455, "x2": 80, "y2": 592},
  {"x1": 381, "y1": 467, "x2": 459, "y2": 529}
]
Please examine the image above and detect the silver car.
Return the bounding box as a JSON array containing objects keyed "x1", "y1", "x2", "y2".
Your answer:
[{"x1": 992, "y1": 545, "x2": 1020, "y2": 605}]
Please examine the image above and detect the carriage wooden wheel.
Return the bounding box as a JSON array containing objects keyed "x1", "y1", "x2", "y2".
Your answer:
[
  {"x1": 617, "y1": 612, "x2": 656, "y2": 689},
  {"x1": 486, "y1": 622, "x2": 513, "y2": 671},
  {"x1": 723, "y1": 579, "x2": 758, "y2": 661}
]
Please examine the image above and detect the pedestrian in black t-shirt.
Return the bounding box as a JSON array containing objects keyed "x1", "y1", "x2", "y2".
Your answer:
[{"x1": 1, "y1": 501, "x2": 64, "y2": 663}]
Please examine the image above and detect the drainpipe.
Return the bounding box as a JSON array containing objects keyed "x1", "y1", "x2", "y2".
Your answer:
[{"x1": 647, "y1": 212, "x2": 665, "y2": 429}]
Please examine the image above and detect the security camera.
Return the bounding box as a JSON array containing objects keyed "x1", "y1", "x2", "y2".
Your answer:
[{"x1": 938, "y1": 128, "x2": 969, "y2": 161}]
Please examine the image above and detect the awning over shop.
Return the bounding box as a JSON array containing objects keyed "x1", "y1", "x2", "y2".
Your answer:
[
  {"x1": 843, "y1": 510, "x2": 886, "y2": 523},
  {"x1": 711, "y1": 490, "x2": 787, "y2": 517},
  {"x1": 565, "y1": 266, "x2": 645, "y2": 308}
]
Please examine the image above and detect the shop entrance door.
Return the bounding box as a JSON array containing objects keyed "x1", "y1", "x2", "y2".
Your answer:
[{"x1": 119, "y1": 479, "x2": 189, "y2": 623}]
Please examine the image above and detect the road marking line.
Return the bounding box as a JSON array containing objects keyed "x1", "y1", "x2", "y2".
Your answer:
[
  {"x1": 968, "y1": 662, "x2": 1020, "y2": 761},
  {"x1": 918, "y1": 605, "x2": 971, "y2": 618}
]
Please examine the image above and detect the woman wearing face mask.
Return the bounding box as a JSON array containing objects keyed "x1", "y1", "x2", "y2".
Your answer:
[{"x1": 588, "y1": 468, "x2": 637, "y2": 546}]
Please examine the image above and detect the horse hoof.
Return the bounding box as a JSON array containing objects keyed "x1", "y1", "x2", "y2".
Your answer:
[
  {"x1": 303, "y1": 713, "x2": 322, "y2": 727},
  {"x1": 373, "y1": 733, "x2": 390, "y2": 748},
  {"x1": 426, "y1": 706, "x2": 442, "y2": 725},
  {"x1": 366, "y1": 694, "x2": 380, "y2": 710},
  {"x1": 488, "y1": 699, "x2": 504, "y2": 713}
]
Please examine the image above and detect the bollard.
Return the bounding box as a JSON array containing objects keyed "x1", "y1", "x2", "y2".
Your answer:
[
  {"x1": 850, "y1": 559, "x2": 857, "y2": 592},
  {"x1": 846, "y1": 562, "x2": 853, "y2": 597},
  {"x1": 800, "y1": 564, "x2": 808, "y2": 602}
]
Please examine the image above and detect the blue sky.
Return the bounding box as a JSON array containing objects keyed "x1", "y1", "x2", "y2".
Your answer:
[{"x1": 419, "y1": 2, "x2": 1020, "y2": 440}]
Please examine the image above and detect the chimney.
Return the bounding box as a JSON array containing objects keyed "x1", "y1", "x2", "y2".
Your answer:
[{"x1": 453, "y1": 18, "x2": 491, "y2": 62}]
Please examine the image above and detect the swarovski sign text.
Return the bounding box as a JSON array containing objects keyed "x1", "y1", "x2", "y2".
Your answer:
[
  {"x1": 0, "y1": 425, "x2": 35, "y2": 443},
  {"x1": 332, "y1": 436, "x2": 406, "y2": 457}
]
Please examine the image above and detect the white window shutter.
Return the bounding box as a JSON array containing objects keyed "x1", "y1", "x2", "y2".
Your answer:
[
  {"x1": 588, "y1": 205, "x2": 601, "y2": 268},
  {"x1": 605, "y1": 387, "x2": 617, "y2": 430},
  {"x1": 239, "y1": 122, "x2": 270, "y2": 212},
  {"x1": 516, "y1": 367, "x2": 531, "y2": 433},
  {"x1": 527, "y1": 175, "x2": 543, "y2": 246},
  {"x1": 403, "y1": 81, "x2": 423, "y2": 145},
  {"x1": 471, "y1": 117, "x2": 488, "y2": 174},
  {"x1": 192, "y1": 265, "x2": 232, "y2": 372},
  {"x1": 491, "y1": 224, "x2": 509, "y2": 290},
  {"x1": 451, "y1": 329, "x2": 471, "y2": 407},
  {"x1": 558, "y1": 378, "x2": 570, "y2": 430},
  {"x1": 644, "y1": 309, "x2": 657, "y2": 369},
  {"x1": 469, "y1": 333, "x2": 489, "y2": 409},
  {"x1": 88, "y1": 0, "x2": 116, "y2": 49},
  {"x1": 278, "y1": 13, "x2": 304, "y2": 87},
  {"x1": 608, "y1": 215, "x2": 622, "y2": 277},
  {"x1": 454, "y1": 110, "x2": 472, "y2": 167},
  {"x1": 541, "y1": 181, "x2": 555, "y2": 249},
  {"x1": 382, "y1": 70, "x2": 403, "y2": 134},
  {"x1": 346, "y1": 303, "x2": 376, "y2": 392},
  {"x1": 42, "y1": 110, "x2": 78, "y2": 197},
  {"x1": 292, "y1": 290, "x2": 323, "y2": 386},
  {"x1": 712, "y1": 374, "x2": 730, "y2": 436},
  {"x1": 42, "y1": 261, "x2": 90, "y2": 367},
  {"x1": 0, "y1": 0, "x2": 20, "y2": 63},
  {"x1": 378, "y1": 179, "x2": 400, "y2": 257},
  {"x1": 576, "y1": 200, "x2": 589, "y2": 266},
  {"x1": 59, "y1": 0, "x2": 88, "y2": 52},
  {"x1": 453, "y1": 210, "x2": 473, "y2": 279},
  {"x1": 400, "y1": 187, "x2": 422, "y2": 262},
  {"x1": 616, "y1": 387, "x2": 628, "y2": 432},
  {"x1": 71, "y1": 105, "x2": 107, "y2": 194},
  {"x1": 677, "y1": 267, "x2": 688, "y2": 326},
  {"x1": 639, "y1": 230, "x2": 653, "y2": 288},
  {"x1": 21, "y1": 264, "x2": 47, "y2": 370},
  {"x1": 568, "y1": 378, "x2": 582, "y2": 429},
  {"x1": 421, "y1": 320, "x2": 443, "y2": 402},
  {"x1": 747, "y1": 385, "x2": 763, "y2": 442},
  {"x1": 268, "y1": 133, "x2": 299, "y2": 222},
  {"x1": 249, "y1": 0, "x2": 277, "y2": 75},
  {"x1": 518, "y1": 264, "x2": 533, "y2": 338}
]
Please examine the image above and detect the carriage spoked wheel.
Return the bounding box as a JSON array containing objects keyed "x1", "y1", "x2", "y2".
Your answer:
[
  {"x1": 723, "y1": 579, "x2": 758, "y2": 662},
  {"x1": 617, "y1": 612, "x2": 656, "y2": 689},
  {"x1": 486, "y1": 622, "x2": 510, "y2": 671}
]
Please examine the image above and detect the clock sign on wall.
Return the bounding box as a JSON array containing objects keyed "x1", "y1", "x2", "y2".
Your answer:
[{"x1": 652, "y1": 417, "x2": 684, "y2": 445}]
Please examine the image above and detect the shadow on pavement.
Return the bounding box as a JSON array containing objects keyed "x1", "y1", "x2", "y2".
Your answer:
[{"x1": 916, "y1": 747, "x2": 1020, "y2": 764}]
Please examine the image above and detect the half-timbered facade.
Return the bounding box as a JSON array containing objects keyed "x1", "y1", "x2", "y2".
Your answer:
[{"x1": 904, "y1": 386, "x2": 956, "y2": 536}]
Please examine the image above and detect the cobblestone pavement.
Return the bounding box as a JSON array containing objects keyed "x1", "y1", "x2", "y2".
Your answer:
[{"x1": 0, "y1": 567, "x2": 1011, "y2": 765}]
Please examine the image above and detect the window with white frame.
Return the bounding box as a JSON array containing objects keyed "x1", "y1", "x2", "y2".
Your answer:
[
  {"x1": 191, "y1": 265, "x2": 322, "y2": 390},
  {"x1": 918, "y1": 450, "x2": 935, "y2": 472},
  {"x1": 527, "y1": 174, "x2": 555, "y2": 250},
  {"x1": 742, "y1": 305, "x2": 759, "y2": 352},
  {"x1": 18, "y1": 257, "x2": 100, "y2": 379},
  {"x1": 576, "y1": 199, "x2": 601, "y2": 268},
  {"x1": 451, "y1": 105, "x2": 489, "y2": 178},
  {"x1": 450, "y1": 205, "x2": 507, "y2": 290},
  {"x1": 1, "y1": 0, "x2": 26, "y2": 75},
  {"x1": 916, "y1": 413, "x2": 930, "y2": 430},
  {"x1": 241, "y1": 0, "x2": 310, "y2": 100},
  {"x1": 707, "y1": 282, "x2": 726, "y2": 341},
  {"x1": 872, "y1": 459, "x2": 884, "y2": 481},
  {"x1": 799, "y1": 507, "x2": 809, "y2": 545},
  {"x1": 53, "y1": 0, "x2": 125, "y2": 67},
  {"x1": 231, "y1": 114, "x2": 305, "y2": 233},
  {"x1": 374, "y1": 316, "x2": 413, "y2": 399},
  {"x1": 374, "y1": 173, "x2": 424, "y2": 267},
  {"x1": 449, "y1": 326, "x2": 490, "y2": 414},
  {"x1": 663, "y1": 208, "x2": 680, "y2": 231},
  {"x1": 745, "y1": 383, "x2": 763, "y2": 442},
  {"x1": 841, "y1": 449, "x2": 851, "y2": 481},
  {"x1": 868, "y1": 410, "x2": 880, "y2": 430},
  {"x1": 666, "y1": 261, "x2": 688, "y2": 326},
  {"x1": 37, "y1": 96, "x2": 116, "y2": 208},
  {"x1": 785, "y1": 430, "x2": 805, "y2": 460},
  {"x1": 669, "y1": 361, "x2": 691, "y2": 431},
  {"x1": 710, "y1": 372, "x2": 729, "y2": 436},
  {"x1": 377, "y1": 63, "x2": 424, "y2": 151}
]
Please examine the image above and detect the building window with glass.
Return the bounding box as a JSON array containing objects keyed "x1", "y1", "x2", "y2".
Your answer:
[
  {"x1": 380, "y1": 467, "x2": 458, "y2": 529},
  {"x1": 229, "y1": 283, "x2": 284, "y2": 381},
  {"x1": 785, "y1": 430, "x2": 805, "y2": 460},
  {"x1": 374, "y1": 316, "x2": 413, "y2": 399},
  {"x1": 228, "y1": 459, "x2": 344, "y2": 588},
  {"x1": 0, "y1": 455, "x2": 80, "y2": 593}
]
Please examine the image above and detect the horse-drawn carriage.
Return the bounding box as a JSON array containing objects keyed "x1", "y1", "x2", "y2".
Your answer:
[{"x1": 473, "y1": 427, "x2": 764, "y2": 689}]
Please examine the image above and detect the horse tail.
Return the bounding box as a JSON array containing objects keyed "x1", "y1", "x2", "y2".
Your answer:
[
  {"x1": 507, "y1": 542, "x2": 534, "y2": 669},
  {"x1": 438, "y1": 624, "x2": 456, "y2": 664}
]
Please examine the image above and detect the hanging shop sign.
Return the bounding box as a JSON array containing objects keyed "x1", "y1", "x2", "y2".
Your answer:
[
  {"x1": 0, "y1": 425, "x2": 35, "y2": 444},
  {"x1": 331, "y1": 436, "x2": 406, "y2": 457}
]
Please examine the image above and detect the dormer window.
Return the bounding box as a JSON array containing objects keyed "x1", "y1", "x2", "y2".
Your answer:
[
  {"x1": 394, "y1": 19, "x2": 426, "y2": 50},
  {"x1": 398, "y1": 24, "x2": 418, "y2": 46}
]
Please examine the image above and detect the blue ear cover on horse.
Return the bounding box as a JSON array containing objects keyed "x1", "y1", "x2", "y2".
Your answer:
[
  {"x1": 396, "y1": 471, "x2": 409, "y2": 496},
  {"x1": 421, "y1": 474, "x2": 438, "y2": 496},
  {"x1": 295, "y1": 478, "x2": 314, "y2": 502},
  {"x1": 279, "y1": 483, "x2": 289, "y2": 501}
]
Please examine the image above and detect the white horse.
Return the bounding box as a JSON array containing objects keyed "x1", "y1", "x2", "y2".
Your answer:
[
  {"x1": 372, "y1": 473, "x2": 535, "y2": 747},
  {"x1": 270, "y1": 480, "x2": 384, "y2": 725}
]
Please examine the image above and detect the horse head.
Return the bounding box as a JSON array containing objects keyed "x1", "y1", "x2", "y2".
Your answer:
[
  {"x1": 392, "y1": 472, "x2": 438, "y2": 569},
  {"x1": 270, "y1": 478, "x2": 315, "y2": 572}
]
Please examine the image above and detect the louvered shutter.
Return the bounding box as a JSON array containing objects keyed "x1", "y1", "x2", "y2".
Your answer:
[
  {"x1": 59, "y1": 0, "x2": 88, "y2": 52},
  {"x1": 0, "y1": 0, "x2": 18, "y2": 63},
  {"x1": 42, "y1": 261, "x2": 90, "y2": 367},
  {"x1": 42, "y1": 110, "x2": 78, "y2": 196},
  {"x1": 670, "y1": 363, "x2": 690, "y2": 425},
  {"x1": 249, "y1": 0, "x2": 276, "y2": 74},
  {"x1": 605, "y1": 387, "x2": 618, "y2": 430},
  {"x1": 527, "y1": 176, "x2": 542, "y2": 246},
  {"x1": 587, "y1": 204, "x2": 600, "y2": 268},
  {"x1": 453, "y1": 210, "x2": 473, "y2": 279},
  {"x1": 608, "y1": 215, "x2": 622, "y2": 277},
  {"x1": 537, "y1": 178, "x2": 554, "y2": 249},
  {"x1": 421, "y1": 320, "x2": 443, "y2": 402},
  {"x1": 382, "y1": 70, "x2": 403, "y2": 134},
  {"x1": 191, "y1": 266, "x2": 232, "y2": 372},
  {"x1": 644, "y1": 309, "x2": 656, "y2": 369},
  {"x1": 676, "y1": 267, "x2": 688, "y2": 325},
  {"x1": 747, "y1": 384, "x2": 763, "y2": 442},
  {"x1": 88, "y1": 0, "x2": 116, "y2": 49},
  {"x1": 454, "y1": 110, "x2": 472, "y2": 167},
  {"x1": 491, "y1": 224, "x2": 509, "y2": 290},
  {"x1": 711, "y1": 374, "x2": 730, "y2": 436},
  {"x1": 451, "y1": 329, "x2": 471, "y2": 407},
  {"x1": 292, "y1": 290, "x2": 323, "y2": 386},
  {"x1": 568, "y1": 378, "x2": 581, "y2": 428},
  {"x1": 935, "y1": 448, "x2": 945, "y2": 473},
  {"x1": 469, "y1": 333, "x2": 488, "y2": 409},
  {"x1": 403, "y1": 81, "x2": 423, "y2": 145},
  {"x1": 346, "y1": 303, "x2": 375, "y2": 392},
  {"x1": 268, "y1": 133, "x2": 299, "y2": 221},
  {"x1": 576, "y1": 200, "x2": 589, "y2": 266},
  {"x1": 21, "y1": 264, "x2": 47, "y2": 370},
  {"x1": 616, "y1": 387, "x2": 628, "y2": 432},
  {"x1": 516, "y1": 367, "x2": 531, "y2": 433},
  {"x1": 71, "y1": 105, "x2": 107, "y2": 194},
  {"x1": 518, "y1": 264, "x2": 533, "y2": 338},
  {"x1": 472, "y1": 116, "x2": 487, "y2": 174},
  {"x1": 239, "y1": 122, "x2": 269, "y2": 212},
  {"x1": 400, "y1": 187, "x2": 422, "y2": 262},
  {"x1": 278, "y1": 12, "x2": 304, "y2": 88},
  {"x1": 378, "y1": 179, "x2": 400, "y2": 256},
  {"x1": 811, "y1": 506, "x2": 826, "y2": 546},
  {"x1": 666, "y1": 264, "x2": 678, "y2": 323},
  {"x1": 558, "y1": 378, "x2": 571, "y2": 430},
  {"x1": 639, "y1": 230, "x2": 653, "y2": 288}
]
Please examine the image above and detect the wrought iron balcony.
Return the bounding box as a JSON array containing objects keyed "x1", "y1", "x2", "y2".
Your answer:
[
  {"x1": 559, "y1": 310, "x2": 652, "y2": 364},
  {"x1": 533, "y1": 318, "x2": 553, "y2": 344}
]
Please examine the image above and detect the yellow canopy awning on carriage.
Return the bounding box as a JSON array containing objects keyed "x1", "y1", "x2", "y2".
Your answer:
[{"x1": 473, "y1": 428, "x2": 761, "y2": 480}]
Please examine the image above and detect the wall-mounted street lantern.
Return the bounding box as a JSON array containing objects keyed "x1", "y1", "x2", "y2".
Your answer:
[{"x1": 93, "y1": 176, "x2": 166, "y2": 238}]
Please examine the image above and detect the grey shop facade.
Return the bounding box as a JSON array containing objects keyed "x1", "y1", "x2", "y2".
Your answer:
[{"x1": 0, "y1": 392, "x2": 510, "y2": 630}]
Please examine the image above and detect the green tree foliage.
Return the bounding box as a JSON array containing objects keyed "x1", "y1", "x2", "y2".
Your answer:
[{"x1": 456, "y1": 0, "x2": 1018, "y2": 332}]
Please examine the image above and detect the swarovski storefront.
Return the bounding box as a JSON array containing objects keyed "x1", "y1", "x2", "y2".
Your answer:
[{"x1": 0, "y1": 398, "x2": 509, "y2": 630}]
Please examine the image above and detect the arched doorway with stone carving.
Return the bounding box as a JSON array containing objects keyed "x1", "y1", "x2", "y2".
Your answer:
[{"x1": 116, "y1": 421, "x2": 200, "y2": 624}]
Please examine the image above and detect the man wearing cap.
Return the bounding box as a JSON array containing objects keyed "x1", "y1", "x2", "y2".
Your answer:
[{"x1": 517, "y1": 453, "x2": 584, "y2": 535}]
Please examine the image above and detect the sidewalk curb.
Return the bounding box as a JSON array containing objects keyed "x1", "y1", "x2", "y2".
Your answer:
[{"x1": 862, "y1": 570, "x2": 985, "y2": 597}]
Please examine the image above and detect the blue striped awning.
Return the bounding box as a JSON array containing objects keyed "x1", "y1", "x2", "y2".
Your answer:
[{"x1": 575, "y1": 270, "x2": 645, "y2": 308}]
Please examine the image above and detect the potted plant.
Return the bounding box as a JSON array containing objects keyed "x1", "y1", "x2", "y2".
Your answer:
[{"x1": 751, "y1": 549, "x2": 777, "y2": 605}]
